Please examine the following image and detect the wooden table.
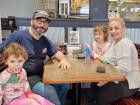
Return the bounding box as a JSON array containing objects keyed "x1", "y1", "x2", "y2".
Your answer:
[{"x1": 43, "y1": 55, "x2": 125, "y2": 105}]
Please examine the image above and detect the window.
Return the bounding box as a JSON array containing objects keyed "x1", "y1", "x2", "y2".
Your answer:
[
  {"x1": 109, "y1": 0, "x2": 140, "y2": 21},
  {"x1": 58, "y1": 0, "x2": 90, "y2": 19}
]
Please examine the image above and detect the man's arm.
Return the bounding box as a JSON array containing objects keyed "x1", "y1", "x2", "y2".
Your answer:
[{"x1": 53, "y1": 51, "x2": 71, "y2": 69}]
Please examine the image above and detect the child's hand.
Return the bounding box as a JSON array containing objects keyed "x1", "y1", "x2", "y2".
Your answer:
[
  {"x1": 28, "y1": 94, "x2": 34, "y2": 99},
  {"x1": 28, "y1": 94, "x2": 42, "y2": 104}
]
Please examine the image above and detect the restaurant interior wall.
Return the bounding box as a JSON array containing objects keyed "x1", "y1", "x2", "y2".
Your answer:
[{"x1": 1, "y1": 0, "x2": 140, "y2": 45}]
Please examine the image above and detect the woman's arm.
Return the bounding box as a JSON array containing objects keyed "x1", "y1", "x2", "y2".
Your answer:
[{"x1": 114, "y1": 43, "x2": 133, "y2": 75}]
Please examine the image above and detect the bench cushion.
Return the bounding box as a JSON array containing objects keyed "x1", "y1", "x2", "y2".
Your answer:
[{"x1": 114, "y1": 96, "x2": 140, "y2": 105}]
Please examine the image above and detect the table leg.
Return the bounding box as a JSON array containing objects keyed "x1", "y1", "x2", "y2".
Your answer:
[{"x1": 72, "y1": 83, "x2": 81, "y2": 105}]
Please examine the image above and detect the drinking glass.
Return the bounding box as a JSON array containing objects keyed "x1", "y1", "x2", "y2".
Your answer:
[{"x1": 84, "y1": 48, "x2": 91, "y2": 59}]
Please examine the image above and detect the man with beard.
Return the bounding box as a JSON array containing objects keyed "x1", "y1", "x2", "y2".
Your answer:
[{"x1": 0, "y1": 10, "x2": 71, "y2": 105}]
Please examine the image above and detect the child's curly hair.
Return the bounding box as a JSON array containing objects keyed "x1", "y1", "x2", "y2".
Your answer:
[
  {"x1": 93, "y1": 25, "x2": 108, "y2": 41},
  {"x1": 2, "y1": 43, "x2": 28, "y2": 62}
]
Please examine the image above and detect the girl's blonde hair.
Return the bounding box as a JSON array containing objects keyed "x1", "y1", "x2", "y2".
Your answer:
[
  {"x1": 93, "y1": 25, "x2": 108, "y2": 41},
  {"x1": 2, "y1": 43, "x2": 28, "y2": 62}
]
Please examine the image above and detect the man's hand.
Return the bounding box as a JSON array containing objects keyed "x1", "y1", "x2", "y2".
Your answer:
[
  {"x1": 57, "y1": 58, "x2": 71, "y2": 69},
  {"x1": 53, "y1": 51, "x2": 71, "y2": 70}
]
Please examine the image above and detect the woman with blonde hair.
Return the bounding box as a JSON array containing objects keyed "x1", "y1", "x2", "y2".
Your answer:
[{"x1": 90, "y1": 17, "x2": 140, "y2": 105}]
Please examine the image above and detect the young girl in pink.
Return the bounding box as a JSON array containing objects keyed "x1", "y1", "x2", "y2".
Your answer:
[
  {"x1": 92, "y1": 25, "x2": 110, "y2": 87},
  {"x1": 0, "y1": 43, "x2": 54, "y2": 105},
  {"x1": 92, "y1": 25, "x2": 110, "y2": 61}
]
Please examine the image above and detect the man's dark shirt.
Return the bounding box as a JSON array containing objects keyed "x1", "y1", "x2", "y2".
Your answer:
[{"x1": 0, "y1": 29, "x2": 57, "y2": 76}]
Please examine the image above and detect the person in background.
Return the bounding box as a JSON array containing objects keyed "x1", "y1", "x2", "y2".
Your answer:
[
  {"x1": 90, "y1": 17, "x2": 140, "y2": 105},
  {"x1": 92, "y1": 24, "x2": 110, "y2": 61},
  {"x1": 0, "y1": 10, "x2": 71, "y2": 105},
  {"x1": 0, "y1": 43, "x2": 54, "y2": 105}
]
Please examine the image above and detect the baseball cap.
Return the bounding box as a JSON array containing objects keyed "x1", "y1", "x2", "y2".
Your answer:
[{"x1": 32, "y1": 10, "x2": 51, "y2": 22}]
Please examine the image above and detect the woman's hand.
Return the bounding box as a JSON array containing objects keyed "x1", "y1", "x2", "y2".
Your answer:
[
  {"x1": 97, "y1": 81, "x2": 108, "y2": 87},
  {"x1": 97, "y1": 56, "x2": 104, "y2": 62}
]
